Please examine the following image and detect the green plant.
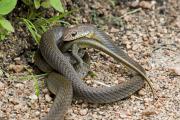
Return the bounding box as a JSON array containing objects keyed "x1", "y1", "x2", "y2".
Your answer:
[
  {"x1": 0, "y1": 0, "x2": 17, "y2": 40},
  {"x1": 22, "y1": 8, "x2": 76, "y2": 44},
  {"x1": 20, "y1": 0, "x2": 68, "y2": 95},
  {"x1": 0, "y1": 0, "x2": 65, "y2": 41},
  {"x1": 24, "y1": 67, "x2": 48, "y2": 96},
  {"x1": 22, "y1": 0, "x2": 64, "y2": 12},
  {"x1": 21, "y1": 0, "x2": 73, "y2": 44},
  {"x1": 10, "y1": 72, "x2": 47, "y2": 96}
]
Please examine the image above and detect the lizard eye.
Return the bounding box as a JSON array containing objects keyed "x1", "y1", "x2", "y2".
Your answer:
[{"x1": 71, "y1": 31, "x2": 77, "y2": 37}]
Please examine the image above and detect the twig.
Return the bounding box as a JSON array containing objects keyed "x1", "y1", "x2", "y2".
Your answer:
[
  {"x1": 132, "y1": 95, "x2": 144, "y2": 101},
  {"x1": 94, "y1": 80, "x2": 111, "y2": 87},
  {"x1": 120, "y1": 8, "x2": 142, "y2": 19}
]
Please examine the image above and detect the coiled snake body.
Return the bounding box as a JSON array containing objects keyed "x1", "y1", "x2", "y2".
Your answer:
[{"x1": 36, "y1": 25, "x2": 152, "y2": 119}]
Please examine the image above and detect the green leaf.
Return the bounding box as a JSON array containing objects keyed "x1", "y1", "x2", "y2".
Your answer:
[
  {"x1": 0, "y1": 34, "x2": 6, "y2": 41},
  {"x1": 34, "y1": 78, "x2": 40, "y2": 96},
  {"x1": 21, "y1": 0, "x2": 33, "y2": 6},
  {"x1": 34, "y1": 0, "x2": 41, "y2": 9},
  {"x1": 0, "y1": 17, "x2": 14, "y2": 32},
  {"x1": 50, "y1": 0, "x2": 64, "y2": 13},
  {"x1": 41, "y1": 0, "x2": 51, "y2": 8},
  {"x1": 0, "y1": 0, "x2": 17, "y2": 15}
]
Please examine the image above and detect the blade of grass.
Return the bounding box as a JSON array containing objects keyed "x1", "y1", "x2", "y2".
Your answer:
[
  {"x1": 47, "y1": 9, "x2": 78, "y2": 23},
  {"x1": 22, "y1": 18, "x2": 41, "y2": 44},
  {"x1": 24, "y1": 67, "x2": 47, "y2": 96}
]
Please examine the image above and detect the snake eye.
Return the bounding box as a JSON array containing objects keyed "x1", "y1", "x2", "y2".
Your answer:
[{"x1": 71, "y1": 31, "x2": 77, "y2": 37}]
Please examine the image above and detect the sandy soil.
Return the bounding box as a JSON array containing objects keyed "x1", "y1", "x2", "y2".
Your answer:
[{"x1": 0, "y1": 0, "x2": 180, "y2": 120}]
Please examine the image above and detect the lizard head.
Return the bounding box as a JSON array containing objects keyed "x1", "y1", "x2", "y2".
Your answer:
[{"x1": 62, "y1": 24, "x2": 96, "y2": 41}]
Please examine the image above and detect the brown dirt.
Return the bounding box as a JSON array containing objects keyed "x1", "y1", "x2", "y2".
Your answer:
[{"x1": 0, "y1": 0, "x2": 180, "y2": 120}]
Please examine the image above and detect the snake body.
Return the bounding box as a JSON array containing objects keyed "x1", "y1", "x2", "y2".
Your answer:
[{"x1": 37, "y1": 25, "x2": 151, "y2": 119}]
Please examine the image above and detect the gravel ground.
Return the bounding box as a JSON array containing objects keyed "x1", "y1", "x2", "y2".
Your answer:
[{"x1": 0, "y1": 0, "x2": 180, "y2": 120}]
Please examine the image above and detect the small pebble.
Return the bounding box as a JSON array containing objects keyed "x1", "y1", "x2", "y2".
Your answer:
[
  {"x1": 79, "y1": 109, "x2": 88, "y2": 116},
  {"x1": 14, "y1": 57, "x2": 22, "y2": 64},
  {"x1": 129, "y1": 0, "x2": 139, "y2": 8},
  {"x1": 119, "y1": 112, "x2": 127, "y2": 118},
  {"x1": 29, "y1": 94, "x2": 38, "y2": 100},
  {"x1": 81, "y1": 103, "x2": 88, "y2": 108},
  {"x1": 8, "y1": 97, "x2": 19, "y2": 105},
  {"x1": 73, "y1": 109, "x2": 79, "y2": 114},
  {"x1": 139, "y1": 1, "x2": 154, "y2": 9},
  {"x1": 138, "y1": 89, "x2": 146, "y2": 96},
  {"x1": 0, "y1": 81, "x2": 5, "y2": 90},
  {"x1": 126, "y1": 44, "x2": 132, "y2": 49},
  {"x1": 35, "y1": 111, "x2": 40, "y2": 116},
  {"x1": 8, "y1": 64, "x2": 24, "y2": 73},
  {"x1": 45, "y1": 94, "x2": 52, "y2": 102},
  {"x1": 15, "y1": 83, "x2": 24, "y2": 88},
  {"x1": 142, "y1": 109, "x2": 156, "y2": 116},
  {"x1": 42, "y1": 88, "x2": 49, "y2": 93},
  {"x1": 110, "y1": 27, "x2": 119, "y2": 33}
]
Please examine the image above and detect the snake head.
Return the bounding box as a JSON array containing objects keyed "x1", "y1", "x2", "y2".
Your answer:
[{"x1": 62, "y1": 24, "x2": 96, "y2": 41}]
